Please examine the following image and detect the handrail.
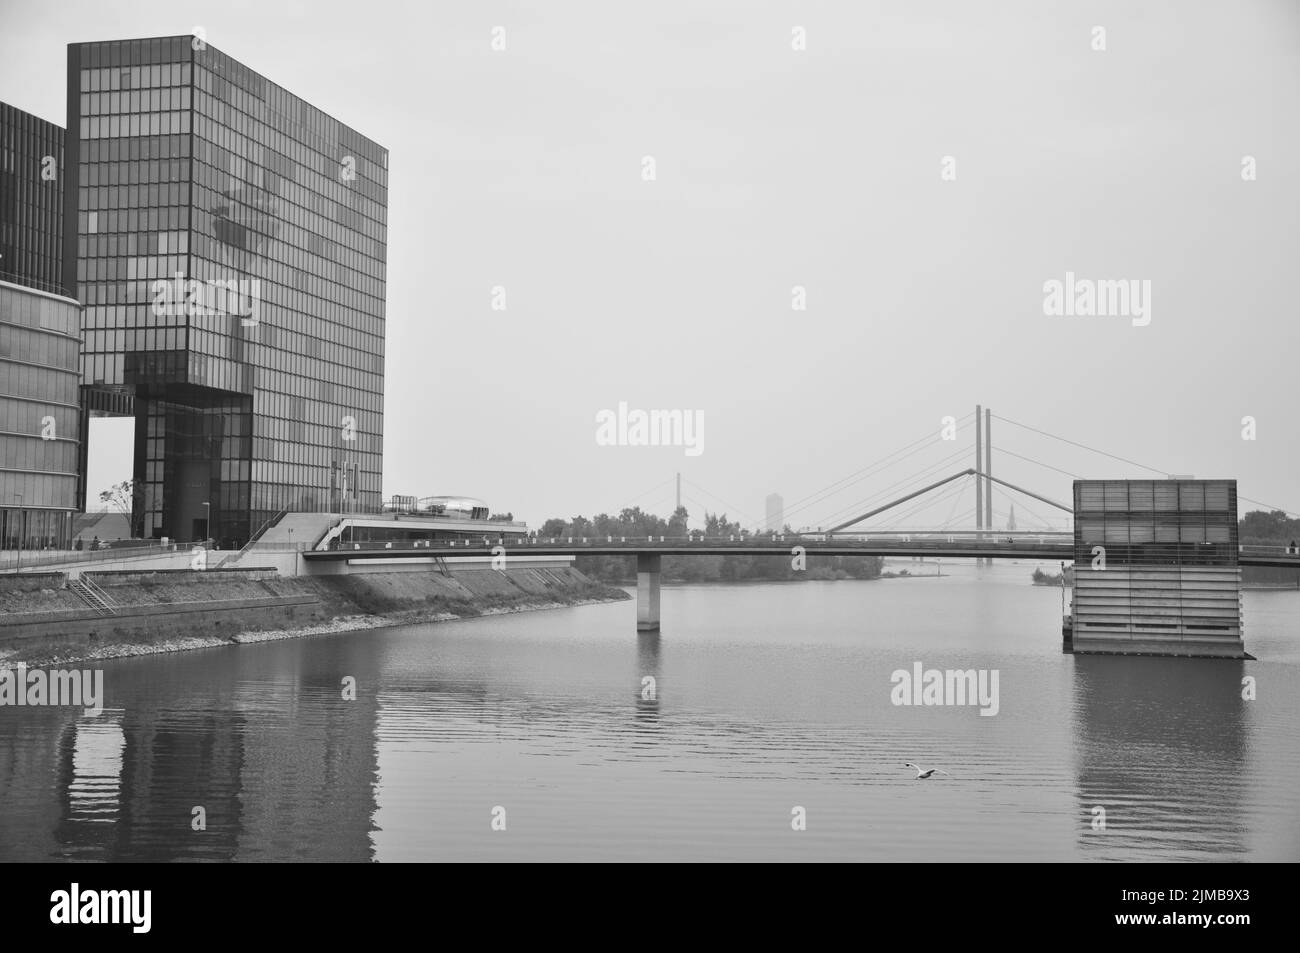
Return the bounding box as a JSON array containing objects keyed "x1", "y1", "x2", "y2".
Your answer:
[
  {"x1": 69, "y1": 575, "x2": 119, "y2": 615},
  {"x1": 0, "y1": 270, "x2": 75, "y2": 298},
  {"x1": 240, "y1": 507, "x2": 289, "y2": 554},
  {"x1": 326, "y1": 534, "x2": 1078, "y2": 550},
  {"x1": 78, "y1": 574, "x2": 120, "y2": 609},
  {"x1": 2, "y1": 540, "x2": 173, "y2": 572}
]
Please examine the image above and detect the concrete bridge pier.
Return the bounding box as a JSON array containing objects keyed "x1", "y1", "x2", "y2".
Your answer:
[{"x1": 637, "y1": 554, "x2": 661, "y2": 632}]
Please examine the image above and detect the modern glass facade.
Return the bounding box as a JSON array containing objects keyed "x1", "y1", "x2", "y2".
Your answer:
[
  {"x1": 0, "y1": 102, "x2": 65, "y2": 295},
  {"x1": 1074, "y1": 479, "x2": 1238, "y2": 567},
  {"x1": 0, "y1": 281, "x2": 82, "y2": 551},
  {"x1": 0, "y1": 102, "x2": 79, "y2": 553},
  {"x1": 65, "y1": 36, "x2": 387, "y2": 546}
]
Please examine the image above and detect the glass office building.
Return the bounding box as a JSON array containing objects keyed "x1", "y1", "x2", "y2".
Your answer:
[
  {"x1": 1, "y1": 102, "x2": 80, "y2": 553},
  {"x1": 0, "y1": 281, "x2": 82, "y2": 552},
  {"x1": 1, "y1": 101, "x2": 65, "y2": 293},
  {"x1": 65, "y1": 36, "x2": 387, "y2": 545}
]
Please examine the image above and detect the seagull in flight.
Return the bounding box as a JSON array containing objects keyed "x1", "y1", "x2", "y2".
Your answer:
[{"x1": 905, "y1": 762, "x2": 951, "y2": 780}]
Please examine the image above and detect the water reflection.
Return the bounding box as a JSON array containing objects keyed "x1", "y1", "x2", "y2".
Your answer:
[
  {"x1": 1071, "y1": 654, "x2": 1250, "y2": 859},
  {"x1": 0, "y1": 636, "x2": 384, "y2": 862},
  {"x1": 1, "y1": 575, "x2": 1296, "y2": 862},
  {"x1": 635, "y1": 631, "x2": 661, "y2": 725}
]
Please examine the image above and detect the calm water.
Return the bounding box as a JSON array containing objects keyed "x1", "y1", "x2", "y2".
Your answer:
[{"x1": 2, "y1": 560, "x2": 1298, "y2": 862}]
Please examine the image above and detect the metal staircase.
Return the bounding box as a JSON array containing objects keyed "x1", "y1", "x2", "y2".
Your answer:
[{"x1": 70, "y1": 575, "x2": 120, "y2": 615}]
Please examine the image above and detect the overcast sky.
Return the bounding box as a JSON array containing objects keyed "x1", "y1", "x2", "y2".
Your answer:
[{"x1": 3, "y1": 0, "x2": 1297, "y2": 531}]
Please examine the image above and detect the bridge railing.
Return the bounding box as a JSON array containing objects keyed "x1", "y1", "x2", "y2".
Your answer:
[
  {"x1": 1239, "y1": 544, "x2": 1299, "y2": 557},
  {"x1": 1, "y1": 540, "x2": 174, "y2": 572},
  {"x1": 321, "y1": 534, "x2": 1077, "y2": 552}
]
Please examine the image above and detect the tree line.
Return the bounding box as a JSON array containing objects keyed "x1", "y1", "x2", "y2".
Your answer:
[
  {"x1": 1239, "y1": 510, "x2": 1300, "y2": 586},
  {"x1": 534, "y1": 506, "x2": 884, "y2": 584}
]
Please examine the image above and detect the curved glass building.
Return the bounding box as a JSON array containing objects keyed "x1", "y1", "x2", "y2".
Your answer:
[{"x1": 0, "y1": 279, "x2": 82, "y2": 551}]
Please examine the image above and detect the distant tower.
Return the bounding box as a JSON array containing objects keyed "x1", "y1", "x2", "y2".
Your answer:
[
  {"x1": 1007, "y1": 504, "x2": 1016, "y2": 532},
  {"x1": 765, "y1": 493, "x2": 784, "y2": 533}
]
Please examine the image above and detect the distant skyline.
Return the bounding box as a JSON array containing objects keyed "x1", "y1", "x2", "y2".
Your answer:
[{"x1": 4, "y1": 0, "x2": 1298, "y2": 531}]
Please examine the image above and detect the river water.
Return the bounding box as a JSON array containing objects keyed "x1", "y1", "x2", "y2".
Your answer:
[{"x1": 2, "y1": 560, "x2": 1297, "y2": 862}]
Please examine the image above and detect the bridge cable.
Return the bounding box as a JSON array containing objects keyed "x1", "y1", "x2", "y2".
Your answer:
[
  {"x1": 776, "y1": 412, "x2": 976, "y2": 524},
  {"x1": 681, "y1": 477, "x2": 762, "y2": 527},
  {"x1": 991, "y1": 484, "x2": 1059, "y2": 531},
  {"x1": 994, "y1": 447, "x2": 1081, "y2": 480},
  {"x1": 875, "y1": 477, "x2": 976, "y2": 530},
  {"x1": 939, "y1": 473, "x2": 972, "y2": 530},
  {"x1": 813, "y1": 443, "x2": 974, "y2": 523},
  {"x1": 681, "y1": 492, "x2": 745, "y2": 529},
  {"x1": 782, "y1": 440, "x2": 965, "y2": 527},
  {"x1": 811, "y1": 444, "x2": 975, "y2": 529},
  {"x1": 612, "y1": 475, "x2": 679, "y2": 515},
  {"x1": 816, "y1": 454, "x2": 976, "y2": 532},
  {"x1": 876, "y1": 478, "x2": 971, "y2": 529},
  {"x1": 992, "y1": 486, "x2": 1053, "y2": 531},
  {"x1": 995, "y1": 413, "x2": 1299, "y2": 517},
  {"x1": 992, "y1": 413, "x2": 1168, "y2": 476},
  {"x1": 1238, "y1": 496, "x2": 1300, "y2": 519},
  {"x1": 781, "y1": 411, "x2": 974, "y2": 512}
]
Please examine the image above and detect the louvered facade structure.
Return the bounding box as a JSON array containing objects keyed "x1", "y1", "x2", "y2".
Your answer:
[{"x1": 1070, "y1": 479, "x2": 1247, "y2": 658}]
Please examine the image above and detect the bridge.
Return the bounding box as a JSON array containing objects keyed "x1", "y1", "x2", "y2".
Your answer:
[
  {"x1": 299, "y1": 405, "x2": 1300, "y2": 658},
  {"x1": 303, "y1": 533, "x2": 1300, "y2": 636},
  {"x1": 303, "y1": 534, "x2": 1300, "y2": 567},
  {"x1": 18, "y1": 404, "x2": 1297, "y2": 658}
]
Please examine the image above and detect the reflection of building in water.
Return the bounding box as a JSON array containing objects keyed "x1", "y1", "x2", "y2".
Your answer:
[
  {"x1": 0, "y1": 710, "x2": 67, "y2": 860},
  {"x1": 1, "y1": 642, "x2": 381, "y2": 860},
  {"x1": 231, "y1": 641, "x2": 381, "y2": 861},
  {"x1": 1070, "y1": 655, "x2": 1249, "y2": 859},
  {"x1": 106, "y1": 702, "x2": 246, "y2": 861},
  {"x1": 54, "y1": 713, "x2": 125, "y2": 856},
  {"x1": 4, "y1": 702, "x2": 245, "y2": 861}
]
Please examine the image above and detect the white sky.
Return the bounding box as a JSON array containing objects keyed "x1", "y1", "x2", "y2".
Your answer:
[{"x1": 4, "y1": 0, "x2": 1298, "y2": 530}]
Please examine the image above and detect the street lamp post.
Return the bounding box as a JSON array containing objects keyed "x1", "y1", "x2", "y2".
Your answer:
[
  {"x1": 14, "y1": 492, "x2": 22, "y2": 573},
  {"x1": 201, "y1": 501, "x2": 210, "y2": 546}
]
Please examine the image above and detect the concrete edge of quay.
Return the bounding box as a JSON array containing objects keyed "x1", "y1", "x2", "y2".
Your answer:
[{"x1": 0, "y1": 566, "x2": 631, "y2": 669}]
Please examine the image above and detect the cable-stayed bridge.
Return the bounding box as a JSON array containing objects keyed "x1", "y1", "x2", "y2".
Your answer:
[{"x1": 304, "y1": 406, "x2": 1300, "y2": 657}]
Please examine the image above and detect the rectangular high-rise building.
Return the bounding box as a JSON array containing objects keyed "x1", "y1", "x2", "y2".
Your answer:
[
  {"x1": 765, "y1": 492, "x2": 783, "y2": 533},
  {"x1": 65, "y1": 36, "x2": 387, "y2": 545},
  {"x1": 1, "y1": 101, "x2": 65, "y2": 292}
]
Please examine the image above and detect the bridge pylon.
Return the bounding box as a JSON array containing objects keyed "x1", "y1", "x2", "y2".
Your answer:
[{"x1": 637, "y1": 554, "x2": 661, "y2": 632}]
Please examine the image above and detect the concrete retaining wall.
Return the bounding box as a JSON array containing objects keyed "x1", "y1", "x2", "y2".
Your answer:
[
  {"x1": 0, "y1": 595, "x2": 325, "y2": 651},
  {"x1": 0, "y1": 565, "x2": 628, "y2": 666}
]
